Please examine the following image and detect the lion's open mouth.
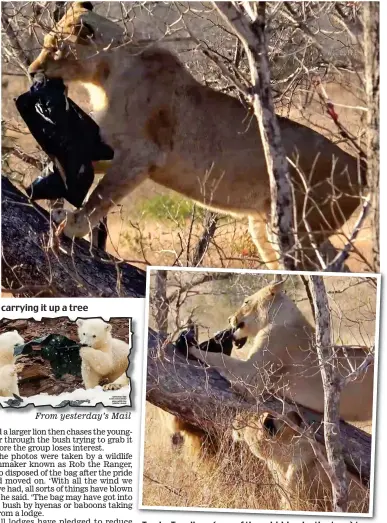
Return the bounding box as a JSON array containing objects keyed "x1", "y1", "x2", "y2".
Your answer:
[{"x1": 234, "y1": 337, "x2": 247, "y2": 349}]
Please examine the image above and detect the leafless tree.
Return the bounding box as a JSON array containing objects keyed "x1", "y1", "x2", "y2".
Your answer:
[
  {"x1": 363, "y1": 2, "x2": 379, "y2": 271},
  {"x1": 215, "y1": 1, "x2": 296, "y2": 270},
  {"x1": 145, "y1": 269, "x2": 377, "y2": 511},
  {"x1": 1, "y1": 2, "x2": 379, "y2": 292},
  {"x1": 310, "y1": 275, "x2": 348, "y2": 511}
]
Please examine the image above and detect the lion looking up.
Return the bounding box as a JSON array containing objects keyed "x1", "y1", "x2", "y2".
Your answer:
[
  {"x1": 232, "y1": 410, "x2": 368, "y2": 512},
  {"x1": 28, "y1": 2, "x2": 365, "y2": 270}
]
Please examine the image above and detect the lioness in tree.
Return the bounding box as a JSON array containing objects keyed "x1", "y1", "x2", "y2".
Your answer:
[
  {"x1": 189, "y1": 281, "x2": 374, "y2": 422},
  {"x1": 28, "y1": 2, "x2": 365, "y2": 269}
]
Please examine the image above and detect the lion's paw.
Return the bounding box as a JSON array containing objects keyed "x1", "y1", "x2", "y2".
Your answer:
[{"x1": 52, "y1": 209, "x2": 89, "y2": 238}]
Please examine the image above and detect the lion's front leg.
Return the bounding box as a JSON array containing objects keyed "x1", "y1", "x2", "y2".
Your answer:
[
  {"x1": 53, "y1": 146, "x2": 160, "y2": 238},
  {"x1": 188, "y1": 347, "x2": 253, "y2": 392}
]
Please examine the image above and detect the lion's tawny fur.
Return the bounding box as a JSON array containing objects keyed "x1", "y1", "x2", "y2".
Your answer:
[
  {"x1": 189, "y1": 281, "x2": 374, "y2": 421},
  {"x1": 28, "y1": 2, "x2": 365, "y2": 269},
  {"x1": 232, "y1": 411, "x2": 368, "y2": 512}
]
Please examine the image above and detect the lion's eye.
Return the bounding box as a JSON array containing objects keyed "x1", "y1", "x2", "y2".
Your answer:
[{"x1": 93, "y1": 335, "x2": 96, "y2": 338}]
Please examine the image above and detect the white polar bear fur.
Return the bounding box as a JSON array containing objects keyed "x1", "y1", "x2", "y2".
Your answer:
[
  {"x1": 77, "y1": 319, "x2": 129, "y2": 390},
  {"x1": 0, "y1": 330, "x2": 24, "y2": 397}
]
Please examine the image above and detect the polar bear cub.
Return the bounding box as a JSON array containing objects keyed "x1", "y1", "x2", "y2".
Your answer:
[
  {"x1": 77, "y1": 319, "x2": 129, "y2": 390},
  {"x1": 0, "y1": 330, "x2": 24, "y2": 397}
]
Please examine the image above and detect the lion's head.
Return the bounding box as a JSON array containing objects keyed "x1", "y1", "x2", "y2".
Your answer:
[
  {"x1": 232, "y1": 411, "x2": 303, "y2": 458},
  {"x1": 229, "y1": 280, "x2": 284, "y2": 349},
  {"x1": 28, "y1": 2, "x2": 124, "y2": 82}
]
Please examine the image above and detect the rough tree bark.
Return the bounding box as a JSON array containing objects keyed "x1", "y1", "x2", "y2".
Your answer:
[
  {"x1": 153, "y1": 270, "x2": 169, "y2": 336},
  {"x1": 1, "y1": 177, "x2": 146, "y2": 297},
  {"x1": 214, "y1": 1, "x2": 296, "y2": 270},
  {"x1": 363, "y1": 2, "x2": 380, "y2": 272},
  {"x1": 310, "y1": 275, "x2": 348, "y2": 512},
  {"x1": 192, "y1": 211, "x2": 219, "y2": 267},
  {"x1": 146, "y1": 328, "x2": 372, "y2": 487}
]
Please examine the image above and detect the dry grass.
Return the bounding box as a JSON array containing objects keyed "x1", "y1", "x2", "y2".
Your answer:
[
  {"x1": 143, "y1": 404, "x2": 282, "y2": 511},
  {"x1": 142, "y1": 404, "x2": 370, "y2": 513},
  {"x1": 143, "y1": 274, "x2": 375, "y2": 512}
]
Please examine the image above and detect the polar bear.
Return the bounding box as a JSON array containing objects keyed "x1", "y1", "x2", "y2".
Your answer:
[
  {"x1": 0, "y1": 330, "x2": 24, "y2": 397},
  {"x1": 77, "y1": 319, "x2": 129, "y2": 390}
]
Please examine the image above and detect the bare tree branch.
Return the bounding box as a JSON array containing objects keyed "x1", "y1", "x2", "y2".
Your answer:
[
  {"x1": 154, "y1": 270, "x2": 169, "y2": 337},
  {"x1": 214, "y1": 1, "x2": 296, "y2": 270},
  {"x1": 1, "y1": 5, "x2": 31, "y2": 74},
  {"x1": 192, "y1": 211, "x2": 219, "y2": 266},
  {"x1": 146, "y1": 327, "x2": 371, "y2": 487},
  {"x1": 363, "y1": 2, "x2": 379, "y2": 271},
  {"x1": 310, "y1": 275, "x2": 348, "y2": 512}
]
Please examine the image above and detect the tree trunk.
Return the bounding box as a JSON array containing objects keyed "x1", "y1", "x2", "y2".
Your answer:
[
  {"x1": 153, "y1": 270, "x2": 169, "y2": 336},
  {"x1": 1, "y1": 177, "x2": 146, "y2": 297},
  {"x1": 215, "y1": 2, "x2": 296, "y2": 270},
  {"x1": 310, "y1": 275, "x2": 348, "y2": 512},
  {"x1": 192, "y1": 211, "x2": 219, "y2": 267},
  {"x1": 146, "y1": 328, "x2": 371, "y2": 487},
  {"x1": 364, "y1": 2, "x2": 380, "y2": 272}
]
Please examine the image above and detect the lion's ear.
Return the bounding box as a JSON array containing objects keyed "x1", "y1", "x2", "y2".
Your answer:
[
  {"x1": 73, "y1": 19, "x2": 95, "y2": 42},
  {"x1": 261, "y1": 411, "x2": 302, "y2": 439},
  {"x1": 76, "y1": 319, "x2": 83, "y2": 327},
  {"x1": 286, "y1": 410, "x2": 303, "y2": 428},
  {"x1": 261, "y1": 412, "x2": 280, "y2": 437},
  {"x1": 280, "y1": 411, "x2": 303, "y2": 438},
  {"x1": 73, "y1": 2, "x2": 94, "y2": 11},
  {"x1": 268, "y1": 280, "x2": 284, "y2": 296}
]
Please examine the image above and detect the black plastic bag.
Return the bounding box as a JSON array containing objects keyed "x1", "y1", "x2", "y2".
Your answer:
[
  {"x1": 175, "y1": 327, "x2": 234, "y2": 360},
  {"x1": 14, "y1": 333, "x2": 82, "y2": 378},
  {"x1": 15, "y1": 75, "x2": 114, "y2": 208}
]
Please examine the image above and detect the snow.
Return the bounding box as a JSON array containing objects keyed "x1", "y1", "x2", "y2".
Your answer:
[{"x1": 0, "y1": 380, "x2": 131, "y2": 409}]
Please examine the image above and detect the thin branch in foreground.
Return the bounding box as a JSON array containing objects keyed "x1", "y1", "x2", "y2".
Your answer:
[
  {"x1": 310, "y1": 275, "x2": 348, "y2": 512},
  {"x1": 214, "y1": 1, "x2": 296, "y2": 270},
  {"x1": 325, "y1": 196, "x2": 371, "y2": 272},
  {"x1": 1, "y1": 7, "x2": 31, "y2": 73}
]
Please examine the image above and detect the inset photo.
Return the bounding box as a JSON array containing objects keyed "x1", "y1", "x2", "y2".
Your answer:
[
  {"x1": 141, "y1": 268, "x2": 379, "y2": 515},
  {"x1": 0, "y1": 317, "x2": 132, "y2": 408}
]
